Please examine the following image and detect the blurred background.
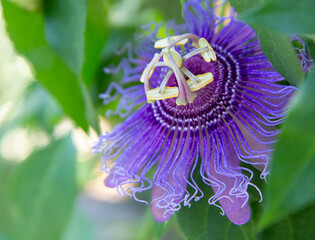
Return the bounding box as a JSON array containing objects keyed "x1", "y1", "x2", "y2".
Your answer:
[{"x1": 0, "y1": 0, "x2": 186, "y2": 239}]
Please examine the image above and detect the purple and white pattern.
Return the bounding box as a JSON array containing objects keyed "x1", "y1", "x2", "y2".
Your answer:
[{"x1": 93, "y1": 0, "x2": 296, "y2": 225}]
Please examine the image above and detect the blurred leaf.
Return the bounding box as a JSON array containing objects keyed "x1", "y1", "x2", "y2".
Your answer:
[
  {"x1": 258, "y1": 70, "x2": 315, "y2": 230},
  {"x1": 261, "y1": 204, "x2": 315, "y2": 240},
  {"x1": 305, "y1": 36, "x2": 315, "y2": 61},
  {"x1": 43, "y1": 0, "x2": 103, "y2": 132},
  {"x1": 6, "y1": 135, "x2": 77, "y2": 240},
  {"x1": 239, "y1": 0, "x2": 315, "y2": 34},
  {"x1": 178, "y1": 196, "x2": 257, "y2": 240},
  {"x1": 180, "y1": 0, "x2": 186, "y2": 15},
  {"x1": 229, "y1": 0, "x2": 261, "y2": 13},
  {"x1": 0, "y1": 83, "x2": 62, "y2": 143},
  {"x1": 61, "y1": 209, "x2": 95, "y2": 240},
  {"x1": 177, "y1": 174, "x2": 258, "y2": 240},
  {"x1": 82, "y1": 0, "x2": 108, "y2": 86},
  {"x1": 253, "y1": 27, "x2": 304, "y2": 86},
  {"x1": 2, "y1": 0, "x2": 99, "y2": 132},
  {"x1": 177, "y1": 192, "x2": 209, "y2": 240},
  {"x1": 134, "y1": 209, "x2": 166, "y2": 240},
  {"x1": 76, "y1": 155, "x2": 99, "y2": 186},
  {"x1": 0, "y1": 160, "x2": 13, "y2": 239},
  {"x1": 144, "y1": 0, "x2": 182, "y2": 22},
  {"x1": 8, "y1": 0, "x2": 42, "y2": 11},
  {"x1": 44, "y1": 0, "x2": 86, "y2": 75},
  {"x1": 19, "y1": 82, "x2": 63, "y2": 132},
  {"x1": 289, "y1": 204, "x2": 315, "y2": 240},
  {"x1": 261, "y1": 218, "x2": 293, "y2": 240}
]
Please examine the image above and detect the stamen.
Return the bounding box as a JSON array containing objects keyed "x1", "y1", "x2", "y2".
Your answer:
[
  {"x1": 154, "y1": 62, "x2": 168, "y2": 67},
  {"x1": 164, "y1": 50, "x2": 196, "y2": 105},
  {"x1": 159, "y1": 69, "x2": 174, "y2": 93},
  {"x1": 154, "y1": 36, "x2": 188, "y2": 49},
  {"x1": 140, "y1": 33, "x2": 217, "y2": 105},
  {"x1": 198, "y1": 38, "x2": 217, "y2": 62},
  {"x1": 168, "y1": 33, "x2": 200, "y2": 48},
  {"x1": 140, "y1": 68, "x2": 155, "y2": 83},
  {"x1": 162, "y1": 49, "x2": 183, "y2": 68},
  {"x1": 140, "y1": 53, "x2": 162, "y2": 84},
  {"x1": 183, "y1": 47, "x2": 208, "y2": 61},
  {"x1": 180, "y1": 66, "x2": 200, "y2": 83},
  {"x1": 147, "y1": 87, "x2": 179, "y2": 101},
  {"x1": 187, "y1": 72, "x2": 214, "y2": 91}
]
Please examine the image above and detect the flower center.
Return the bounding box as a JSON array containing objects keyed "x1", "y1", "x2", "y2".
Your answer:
[{"x1": 140, "y1": 33, "x2": 217, "y2": 106}]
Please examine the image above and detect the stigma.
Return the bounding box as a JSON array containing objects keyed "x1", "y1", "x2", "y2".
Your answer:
[{"x1": 140, "y1": 33, "x2": 216, "y2": 106}]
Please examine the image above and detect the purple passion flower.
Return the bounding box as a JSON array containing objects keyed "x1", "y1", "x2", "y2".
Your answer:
[{"x1": 93, "y1": 0, "x2": 296, "y2": 225}]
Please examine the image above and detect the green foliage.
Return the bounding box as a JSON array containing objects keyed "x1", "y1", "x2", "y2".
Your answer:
[
  {"x1": 44, "y1": 0, "x2": 86, "y2": 75},
  {"x1": 6, "y1": 135, "x2": 77, "y2": 240},
  {"x1": 229, "y1": 0, "x2": 307, "y2": 87},
  {"x1": 8, "y1": 0, "x2": 42, "y2": 11},
  {"x1": 252, "y1": 28, "x2": 303, "y2": 87},
  {"x1": 83, "y1": 0, "x2": 108, "y2": 86},
  {"x1": 177, "y1": 175, "x2": 258, "y2": 240},
  {"x1": 228, "y1": 0, "x2": 261, "y2": 13},
  {"x1": 61, "y1": 209, "x2": 95, "y2": 240},
  {"x1": 2, "y1": 0, "x2": 100, "y2": 132},
  {"x1": 240, "y1": 0, "x2": 315, "y2": 34},
  {"x1": 259, "y1": 70, "x2": 315, "y2": 229},
  {"x1": 180, "y1": 0, "x2": 186, "y2": 15},
  {"x1": 260, "y1": 204, "x2": 315, "y2": 240}
]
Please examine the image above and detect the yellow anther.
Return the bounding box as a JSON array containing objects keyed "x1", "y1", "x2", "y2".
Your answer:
[
  {"x1": 187, "y1": 72, "x2": 214, "y2": 91},
  {"x1": 163, "y1": 49, "x2": 183, "y2": 68},
  {"x1": 146, "y1": 87, "x2": 179, "y2": 100},
  {"x1": 154, "y1": 36, "x2": 188, "y2": 49},
  {"x1": 192, "y1": 42, "x2": 199, "y2": 49},
  {"x1": 198, "y1": 38, "x2": 217, "y2": 62}
]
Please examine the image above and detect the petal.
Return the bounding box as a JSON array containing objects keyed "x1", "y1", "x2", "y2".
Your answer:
[
  {"x1": 151, "y1": 127, "x2": 196, "y2": 222},
  {"x1": 208, "y1": 127, "x2": 251, "y2": 225},
  {"x1": 210, "y1": 169, "x2": 251, "y2": 224}
]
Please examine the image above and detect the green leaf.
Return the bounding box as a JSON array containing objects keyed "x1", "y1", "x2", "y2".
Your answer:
[
  {"x1": 2, "y1": 0, "x2": 99, "y2": 132},
  {"x1": 135, "y1": 209, "x2": 173, "y2": 240},
  {"x1": 229, "y1": 0, "x2": 262, "y2": 13},
  {"x1": 44, "y1": 0, "x2": 86, "y2": 75},
  {"x1": 261, "y1": 218, "x2": 294, "y2": 240},
  {"x1": 0, "y1": 160, "x2": 13, "y2": 239},
  {"x1": 61, "y1": 209, "x2": 95, "y2": 240},
  {"x1": 261, "y1": 204, "x2": 315, "y2": 240},
  {"x1": 43, "y1": 0, "x2": 102, "y2": 132},
  {"x1": 82, "y1": 0, "x2": 108, "y2": 86},
  {"x1": 305, "y1": 36, "x2": 315, "y2": 61},
  {"x1": 177, "y1": 177, "x2": 257, "y2": 240},
  {"x1": 229, "y1": 0, "x2": 305, "y2": 86},
  {"x1": 6, "y1": 135, "x2": 77, "y2": 240},
  {"x1": 180, "y1": 0, "x2": 186, "y2": 15},
  {"x1": 178, "y1": 198, "x2": 257, "y2": 240},
  {"x1": 289, "y1": 204, "x2": 315, "y2": 240},
  {"x1": 258, "y1": 70, "x2": 315, "y2": 230},
  {"x1": 8, "y1": 0, "x2": 42, "y2": 11},
  {"x1": 19, "y1": 82, "x2": 63, "y2": 132},
  {"x1": 177, "y1": 193, "x2": 210, "y2": 240},
  {"x1": 239, "y1": 0, "x2": 315, "y2": 34},
  {"x1": 252, "y1": 27, "x2": 304, "y2": 87}
]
